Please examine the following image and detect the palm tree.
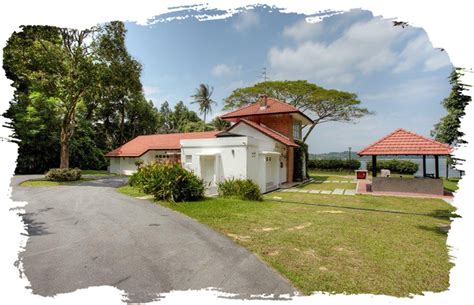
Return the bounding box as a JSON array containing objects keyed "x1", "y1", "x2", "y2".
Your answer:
[{"x1": 191, "y1": 83, "x2": 217, "y2": 130}]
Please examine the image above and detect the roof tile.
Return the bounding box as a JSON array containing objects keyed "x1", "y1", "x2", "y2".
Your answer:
[
  {"x1": 358, "y1": 128, "x2": 452, "y2": 156},
  {"x1": 106, "y1": 131, "x2": 219, "y2": 157}
]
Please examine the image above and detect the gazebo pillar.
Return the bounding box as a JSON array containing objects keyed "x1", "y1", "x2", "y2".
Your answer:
[
  {"x1": 372, "y1": 155, "x2": 377, "y2": 177},
  {"x1": 422, "y1": 155, "x2": 427, "y2": 177},
  {"x1": 434, "y1": 155, "x2": 439, "y2": 178}
]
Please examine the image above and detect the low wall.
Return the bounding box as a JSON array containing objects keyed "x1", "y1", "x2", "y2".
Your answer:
[{"x1": 372, "y1": 177, "x2": 444, "y2": 195}]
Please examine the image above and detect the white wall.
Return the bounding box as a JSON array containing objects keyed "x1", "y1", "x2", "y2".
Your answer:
[
  {"x1": 181, "y1": 137, "x2": 253, "y2": 184},
  {"x1": 108, "y1": 149, "x2": 180, "y2": 175}
]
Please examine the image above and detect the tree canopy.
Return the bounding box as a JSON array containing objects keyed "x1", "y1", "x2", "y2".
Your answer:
[
  {"x1": 3, "y1": 23, "x2": 161, "y2": 173},
  {"x1": 191, "y1": 83, "x2": 217, "y2": 129},
  {"x1": 431, "y1": 68, "x2": 471, "y2": 146},
  {"x1": 224, "y1": 80, "x2": 371, "y2": 142}
]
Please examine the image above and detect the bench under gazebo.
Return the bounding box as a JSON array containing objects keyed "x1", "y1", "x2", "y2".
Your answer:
[{"x1": 358, "y1": 128, "x2": 452, "y2": 196}]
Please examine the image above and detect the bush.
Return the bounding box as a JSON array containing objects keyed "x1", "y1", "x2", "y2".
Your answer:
[
  {"x1": 293, "y1": 140, "x2": 309, "y2": 181},
  {"x1": 129, "y1": 162, "x2": 204, "y2": 202},
  {"x1": 366, "y1": 159, "x2": 418, "y2": 175},
  {"x1": 308, "y1": 159, "x2": 361, "y2": 171},
  {"x1": 45, "y1": 168, "x2": 82, "y2": 181},
  {"x1": 217, "y1": 178, "x2": 263, "y2": 201}
]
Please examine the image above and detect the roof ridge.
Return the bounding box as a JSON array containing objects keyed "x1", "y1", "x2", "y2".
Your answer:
[
  {"x1": 358, "y1": 128, "x2": 402, "y2": 155},
  {"x1": 401, "y1": 128, "x2": 451, "y2": 149},
  {"x1": 220, "y1": 101, "x2": 257, "y2": 117}
]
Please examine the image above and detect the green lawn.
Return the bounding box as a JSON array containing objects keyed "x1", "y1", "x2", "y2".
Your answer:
[
  {"x1": 442, "y1": 178, "x2": 460, "y2": 192},
  {"x1": 117, "y1": 184, "x2": 456, "y2": 297},
  {"x1": 20, "y1": 178, "x2": 95, "y2": 187}
]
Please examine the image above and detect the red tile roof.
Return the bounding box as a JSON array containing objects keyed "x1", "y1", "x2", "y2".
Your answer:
[
  {"x1": 358, "y1": 128, "x2": 452, "y2": 156},
  {"x1": 106, "y1": 131, "x2": 220, "y2": 157},
  {"x1": 220, "y1": 97, "x2": 313, "y2": 124},
  {"x1": 225, "y1": 119, "x2": 299, "y2": 147}
]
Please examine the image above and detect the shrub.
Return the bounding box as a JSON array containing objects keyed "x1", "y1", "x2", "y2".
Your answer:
[
  {"x1": 45, "y1": 168, "x2": 82, "y2": 181},
  {"x1": 217, "y1": 178, "x2": 263, "y2": 201},
  {"x1": 129, "y1": 162, "x2": 204, "y2": 202},
  {"x1": 308, "y1": 159, "x2": 361, "y2": 171},
  {"x1": 293, "y1": 140, "x2": 309, "y2": 181},
  {"x1": 366, "y1": 159, "x2": 418, "y2": 175}
]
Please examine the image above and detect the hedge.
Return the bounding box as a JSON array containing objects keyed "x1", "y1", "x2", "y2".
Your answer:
[
  {"x1": 45, "y1": 168, "x2": 82, "y2": 181},
  {"x1": 129, "y1": 162, "x2": 204, "y2": 202},
  {"x1": 308, "y1": 159, "x2": 361, "y2": 171},
  {"x1": 366, "y1": 159, "x2": 418, "y2": 175},
  {"x1": 217, "y1": 178, "x2": 262, "y2": 201}
]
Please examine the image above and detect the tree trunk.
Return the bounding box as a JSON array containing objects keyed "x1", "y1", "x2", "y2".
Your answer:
[
  {"x1": 119, "y1": 104, "x2": 125, "y2": 144},
  {"x1": 302, "y1": 123, "x2": 317, "y2": 143},
  {"x1": 203, "y1": 112, "x2": 207, "y2": 131},
  {"x1": 60, "y1": 125, "x2": 70, "y2": 168}
]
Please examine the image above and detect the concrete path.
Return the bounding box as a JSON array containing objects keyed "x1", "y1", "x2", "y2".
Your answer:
[{"x1": 11, "y1": 176, "x2": 295, "y2": 303}]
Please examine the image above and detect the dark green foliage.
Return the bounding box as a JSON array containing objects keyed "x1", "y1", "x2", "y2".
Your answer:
[
  {"x1": 432, "y1": 68, "x2": 471, "y2": 146},
  {"x1": 217, "y1": 178, "x2": 262, "y2": 201},
  {"x1": 293, "y1": 140, "x2": 309, "y2": 181},
  {"x1": 366, "y1": 159, "x2": 418, "y2": 175},
  {"x1": 3, "y1": 23, "x2": 161, "y2": 173},
  {"x1": 45, "y1": 168, "x2": 82, "y2": 181},
  {"x1": 308, "y1": 159, "x2": 361, "y2": 171},
  {"x1": 129, "y1": 162, "x2": 204, "y2": 202}
]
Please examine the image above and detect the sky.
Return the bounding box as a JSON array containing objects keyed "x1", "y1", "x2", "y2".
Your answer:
[{"x1": 124, "y1": 5, "x2": 453, "y2": 154}]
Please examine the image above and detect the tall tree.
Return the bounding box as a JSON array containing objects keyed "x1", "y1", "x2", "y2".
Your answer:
[
  {"x1": 224, "y1": 80, "x2": 371, "y2": 142},
  {"x1": 191, "y1": 83, "x2": 217, "y2": 129},
  {"x1": 3, "y1": 23, "x2": 159, "y2": 173},
  {"x1": 431, "y1": 67, "x2": 471, "y2": 146}
]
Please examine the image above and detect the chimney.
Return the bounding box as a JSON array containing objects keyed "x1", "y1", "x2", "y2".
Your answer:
[{"x1": 259, "y1": 94, "x2": 268, "y2": 110}]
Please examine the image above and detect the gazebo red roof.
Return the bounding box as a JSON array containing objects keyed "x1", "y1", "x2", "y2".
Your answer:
[{"x1": 358, "y1": 128, "x2": 452, "y2": 156}]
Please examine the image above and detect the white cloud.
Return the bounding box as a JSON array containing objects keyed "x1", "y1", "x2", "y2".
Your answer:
[
  {"x1": 233, "y1": 9, "x2": 259, "y2": 31},
  {"x1": 211, "y1": 63, "x2": 241, "y2": 77},
  {"x1": 270, "y1": 18, "x2": 406, "y2": 84},
  {"x1": 394, "y1": 34, "x2": 451, "y2": 73},
  {"x1": 143, "y1": 85, "x2": 160, "y2": 98},
  {"x1": 270, "y1": 16, "x2": 450, "y2": 85}
]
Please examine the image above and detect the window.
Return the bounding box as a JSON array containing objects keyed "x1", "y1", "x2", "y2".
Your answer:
[
  {"x1": 266, "y1": 156, "x2": 272, "y2": 162},
  {"x1": 185, "y1": 155, "x2": 192, "y2": 163},
  {"x1": 293, "y1": 120, "x2": 302, "y2": 140}
]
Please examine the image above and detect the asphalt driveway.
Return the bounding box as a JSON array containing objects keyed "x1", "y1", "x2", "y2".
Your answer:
[{"x1": 11, "y1": 176, "x2": 295, "y2": 303}]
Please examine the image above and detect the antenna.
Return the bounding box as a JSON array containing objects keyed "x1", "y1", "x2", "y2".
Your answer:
[{"x1": 259, "y1": 67, "x2": 268, "y2": 82}]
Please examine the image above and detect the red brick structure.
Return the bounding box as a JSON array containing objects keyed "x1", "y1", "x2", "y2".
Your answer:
[{"x1": 221, "y1": 95, "x2": 313, "y2": 182}]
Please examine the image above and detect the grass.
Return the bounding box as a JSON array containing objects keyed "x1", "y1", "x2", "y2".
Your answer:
[
  {"x1": 81, "y1": 169, "x2": 115, "y2": 176},
  {"x1": 20, "y1": 178, "x2": 95, "y2": 187},
  {"x1": 117, "y1": 185, "x2": 147, "y2": 197},
  {"x1": 301, "y1": 173, "x2": 357, "y2": 191},
  {"x1": 442, "y1": 177, "x2": 460, "y2": 192},
  {"x1": 117, "y1": 184, "x2": 456, "y2": 297}
]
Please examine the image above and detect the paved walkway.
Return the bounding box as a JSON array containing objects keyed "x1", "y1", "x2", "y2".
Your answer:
[
  {"x1": 280, "y1": 188, "x2": 356, "y2": 196},
  {"x1": 11, "y1": 175, "x2": 295, "y2": 303}
]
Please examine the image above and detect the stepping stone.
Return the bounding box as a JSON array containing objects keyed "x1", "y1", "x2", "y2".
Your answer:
[
  {"x1": 332, "y1": 189, "x2": 344, "y2": 195},
  {"x1": 340, "y1": 180, "x2": 348, "y2": 183},
  {"x1": 309, "y1": 190, "x2": 321, "y2": 194},
  {"x1": 333, "y1": 181, "x2": 340, "y2": 183},
  {"x1": 323, "y1": 181, "x2": 330, "y2": 183},
  {"x1": 281, "y1": 189, "x2": 291, "y2": 192},
  {"x1": 298, "y1": 190, "x2": 309, "y2": 193},
  {"x1": 288, "y1": 189, "x2": 299, "y2": 192},
  {"x1": 320, "y1": 190, "x2": 332, "y2": 194},
  {"x1": 344, "y1": 189, "x2": 356, "y2": 196}
]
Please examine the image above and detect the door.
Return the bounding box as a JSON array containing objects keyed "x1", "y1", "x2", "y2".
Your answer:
[
  {"x1": 200, "y1": 156, "x2": 216, "y2": 187},
  {"x1": 265, "y1": 156, "x2": 277, "y2": 192}
]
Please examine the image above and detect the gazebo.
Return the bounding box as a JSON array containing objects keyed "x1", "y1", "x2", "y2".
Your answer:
[
  {"x1": 358, "y1": 128, "x2": 452, "y2": 196},
  {"x1": 358, "y1": 128, "x2": 453, "y2": 177}
]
